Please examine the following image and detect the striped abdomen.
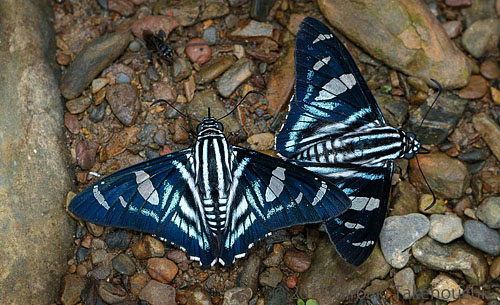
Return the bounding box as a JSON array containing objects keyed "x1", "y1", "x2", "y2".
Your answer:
[
  {"x1": 194, "y1": 133, "x2": 233, "y2": 234},
  {"x1": 295, "y1": 126, "x2": 406, "y2": 165}
]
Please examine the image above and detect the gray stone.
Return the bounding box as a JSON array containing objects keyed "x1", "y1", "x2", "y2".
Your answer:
[
  {"x1": 259, "y1": 267, "x2": 283, "y2": 288},
  {"x1": 473, "y1": 113, "x2": 500, "y2": 162},
  {"x1": 216, "y1": 58, "x2": 255, "y2": 98},
  {"x1": 195, "y1": 55, "x2": 235, "y2": 85},
  {"x1": 461, "y1": 0, "x2": 497, "y2": 27},
  {"x1": 390, "y1": 181, "x2": 419, "y2": 216},
  {"x1": 60, "y1": 30, "x2": 132, "y2": 99},
  {"x1": 375, "y1": 94, "x2": 408, "y2": 128},
  {"x1": 428, "y1": 213, "x2": 464, "y2": 243},
  {"x1": 476, "y1": 197, "x2": 500, "y2": 229},
  {"x1": 462, "y1": 18, "x2": 500, "y2": 58},
  {"x1": 380, "y1": 213, "x2": 429, "y2": 268},
  {"x1": 0, "y1": 1, "x2": 75, "y2": 303},
  {"x1": 298, "y1": 236, "x2": 391, "y2": 305},
  {"x1": 187, "y1": 89, "x2": 246, "y2": 143},
  {"x1": 223, "y1": 287, "x2": 253, "y2": 305},
  {"x1": 463, "y1": 220, "x2": 500, "y2": 256},
  {"x1": 412, "y1": 236, "x2": 488, "y2": 285},
  {"x1": 236, "y1": 253, "x2": 261, "y2": 295},
  {"x1": 139, "y1": 280, "x2": 176, "y2": 305},
  {"x1": 408, "y1": 93, "x2": 468, "y2": 145},
  {"x1": 200, "y1": 0, "x2": 229, "y2": 21},
  {"x1": 394, "y1": 267, "x2": 416, "y2": 299},
  {"x1": 112, "y1": 253, "x2": 136, "y2": 275}
]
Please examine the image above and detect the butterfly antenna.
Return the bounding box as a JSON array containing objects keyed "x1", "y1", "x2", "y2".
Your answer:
[
  {"x1": 208, "y1": 107, "x2": 211, "y2": 118},
  {"x1": 217, "y1": 90, "x2": 264, "y2": 121},
  {"x1": 152, "y1": 99, "x2": 201, "y2": 123},
  {"x1": 416, "y1": 155, "x2": 436, "y2": 210},
  {"x1": 419, "y1": 79, "x2": 443, "y2": 128}
]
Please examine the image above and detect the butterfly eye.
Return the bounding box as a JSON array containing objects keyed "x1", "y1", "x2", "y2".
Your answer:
[
  {"x1": 216, "y1": 122, "x2": 224, "y2": 132},
  {"x1": 196, "y1": 123, "x2": 204, "y2": 134}
]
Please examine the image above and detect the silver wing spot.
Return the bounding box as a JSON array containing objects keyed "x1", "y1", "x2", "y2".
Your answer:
[
  {"x1": 135, "y1": 170, "x2": 159, "y2": 205},
  {"x1": 93, "y1": 185, "x2": 109, "y2": 210},
  {"x1": 118, "y1": 196, "x2": 128, "y2": 208},
  {"x1": 352, "y1": 240, "x2": 375, "y2": 247},
  {"x1": 311, "y1": 181, "x2": 327, "y2": 206},
  {"x1": 294, "y1": 192, "x2": 303, "y2": 204},
  {"x1": 344, "y1": 222, "x2": 365, "y2": 229},
  {"x1": 265, "y1": 167, "x2": 286, "y2": 202},
  {"x1": 339, "y1": 73, "x2": 356, "y2": 89},
  {"x1": 313, "y1": 56, "x2": 331, "y2": 71}
]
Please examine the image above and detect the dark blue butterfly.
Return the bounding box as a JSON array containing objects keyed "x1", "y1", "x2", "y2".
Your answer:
[
  {"x1": 275, "y1": 17, "x2": 421, "y2": 266},
  {"x1": 70, "y1": 114, "x2": 351, "y2": 268}
]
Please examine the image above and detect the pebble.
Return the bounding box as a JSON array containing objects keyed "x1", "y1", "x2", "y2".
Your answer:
[
  {"x1": 195, "y1": 55, "x2": 235, "y2": 85},
  {"x1": 283, "y1": 249, "x2": 311, "y2": 272},
  {"x1": 94, "y1": 88, "x2": 107, "y2": 105},
  {"x1": 116, "y1": 72, "x2": 131, "y2": 84},
  {"x1": 105, "y1": 230, "x2": 130, "y2": 250},
  {"x1": 88, "y1": 102, "x2": 107, "y2": 123},
  {"x1": 462, "y1": 18, "x2": 500, "y2": 58},
  {"x1": 380, "y1": 213, "x2": 429, "y2": 268},
  {"x1": 60, "y1": 274, "x2": 85, "y2": 305},
  {"x1": 172, "y1": 57, "x2": 192, "y2": 82},
  {"x1": 217, "y1": 58, "x2": 255, "y2": 98},
  {"x1": 263, "y1": 244, "x2": 285, "y2": 267},
  {"x1": 66, "y1": 96, "x2": 92, "y2": 114},
  {"x1": 223, "y1": 287, "x2": 253, "y2": 305},
  {"x1": 480, "y1": 59, "x2": 500, "y2": 80},
  {"x1": 263, "y1": 284, "x2": 290, "y2": 305},
  {"x1": 108, "y1": 0, "x2": 135, "y2": 16},
  {"x1": 60, "y1": 31, "x2": 131, "y2": 99},
  {"x1": 259, "y1": 267, "x2": 283, "y2": 288},
  {"x1": 147, "y1": 258, "x2": 178, "y2": 283},
  {"x1": 286, "y1": 275, "x2": 297, "y2": 289},
  {"x1": 412, "y1": 237, "x2": 487, "y2": 285},
  {"x1": 458, "y1": 75, "x2": 488, "y2": 99},
  {"x1": 449, "y1": 295, "x2": 485, "y2": 305},
  {"x1": 230, "y1": 20, "x2": 274, "y2": 40},
  {"x1": 173, "y1": 118, "x2": 190, "y2": 144},
  {"x1": 250, "y1": 0, "x2": 274, "y2": 21},
  {"x1": 75, "y1": 247, "x2": 90, "y2": 264},
  {"x1": 131, "y1": 15, "x2": 179, "y2": 40},
  {"x1": 91, "y1": 249, "x2": 108, "y2": 265},
  {"x1": 200, "y1": 0, "x2": 229, "y2": 20},
  {"x1": 394, "y1": 267, "x2": 416, "y2": 299},
  {"x1": 454, "y1": 197, "x2": 472, "y2": 216},
  {"x1": 476, "y1": 197, "x2": 500, "y2": 228},
  {"x1": 129, "y1": 40, "x2": 142, "y2": 52},
  {"x1": 139, "y1": 280, "x2": 175, "y2": 305},
  {"x1": 106, "y1": 84, "x2": 140, "y2": 127},
  {"x1": 64, "y1": 112, "x2": 80, "y2": 134},
  {"x1": 225, "y1": 14, "x2": 239, "y2": 29},
  {"x1": 153, "y1": 82, "x2": 177, "y2": 102},
  {"x1": 185, "y1": 38, "x2": 212, "y2": 64},
  {"x1": 185, "y1": 288, "x2": 211, "y2": 305},
  {"x1": 98, "y1": 281, "x2": 128, "y2": 304},
  {"x1": 92, "y1": 78, "x2": 109, "y2": 94},
  {"x1": 153, "y1": 130, "x2": 166, "y2": 146},
  {"x1": 166, "y1": 249, "x2": 187, "y2": 264},
  {"x1": 247, "y1": 133, "x2": 275, "y2": 151},
  {"x1": 57, "y1": 53, "x2": 70, "y2": 66},
  {"x1": 464, "y1": 220, "x2": 500, "y2": 255},
  {"x1": 490, "y1": 256, "x2": 500, "y2": 279},
  {"x1": 88, "y1": 263, "x2": 112, "y2": 280},
  {"x1": 376, "y1": 94, "x2": 409, "y2": 128},
  {"x1": 203, "y1": 27, "x2": 217, "y2": 45},
  {"x1": 430, "y1": 274, "x2": 463, "y2": 301},
  {"x1": 75, "y1": 140, "x2": 97, "y2": 170},
  {"x1": 409, "y1": 152, "x2": 469, "y2": 199},
  {"x1": 458, "y1": 147, "x2": 490, "y2": 163},
  {"x1": 112, "y1": 253, "x2": 136, "y2": 275},
  {"x1": 132, "y1": 236, "x2": 165, "y2": 259},
  {"x1": 390, "y1": 181, "x2": 419, "y2": 216},
  {"x1": 445, "y1": 0, "x2": 471, "y2": 6},
  {"x1": 472, "y1": 113, "x2": 500, "y2": 162},
  {"x1": 442, "y1": 20, "x2": 463, "y2": 38},
  {"x1": 80, "y1": 234, "x2": 92, "y2": 248},
  {"x1": 266, "y1": 45, "x2": 295, "y2": 114},
  {"x1": 408, "y1": 93, "x2": 467, "y2": 144},
  {"x1": 236, "y1": 253, "x2": 261, "y2": 295},
  {"x1": 428, "y1": 213, "x2": 464, "y2": 243},
  {"x1": 419, "y1": 195, "x2": 447, "y2": 214},
  {"x1": 492, "y1": 87, "x2": 500, "y2": 104},
  {"x1": 130, "y1": 273, "x2": 150, "y2": 296}
]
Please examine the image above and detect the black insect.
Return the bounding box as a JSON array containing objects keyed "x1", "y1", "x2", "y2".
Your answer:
[{"x1": 143, "y1": 29, "x2": 175, "y2": 64}]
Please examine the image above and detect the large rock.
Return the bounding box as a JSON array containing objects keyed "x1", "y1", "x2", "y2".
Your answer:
[
  {"x1": 299, "y1": 236, "x2": 391, "y2": 305},
  {"x1": 318, "y1": 0, "x2": 471, "y2": 89},
  {"x1": 472, "y1": 113, "x2": 500, "y2": 162},
  {"x1": 0, "y1": 0, "x2": 74, "y2": 303}
]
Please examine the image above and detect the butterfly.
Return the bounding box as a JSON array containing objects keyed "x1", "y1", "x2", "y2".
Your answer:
[
  {"x1": 275, "y1": 17, "x2": 422, "y2": 266},
  {"x1": 69, "y1": 109, "x2": 351, "y2": 268}
]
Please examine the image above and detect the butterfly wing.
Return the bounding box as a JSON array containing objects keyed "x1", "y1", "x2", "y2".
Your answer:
[
  {"x1": 69, "y1": 149, "x2": 217, "y2": 266},
  {"x1": 276, "y1": 17, "x2": 386, "y2": 158},
  {"x1": 218, "y1": 147, "x2": 352, "y2": 265},
  {"x1": 296, "y1": 161, "x2": 393, "y2": 265}
]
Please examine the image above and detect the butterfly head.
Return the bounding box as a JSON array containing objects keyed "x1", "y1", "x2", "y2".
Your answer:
[
  {"x1": 197, "y1": 117, "x2": 224, "y2": 136},
  {"x1": 402, "y1": 132, "x2": 421, "y2": 159}
]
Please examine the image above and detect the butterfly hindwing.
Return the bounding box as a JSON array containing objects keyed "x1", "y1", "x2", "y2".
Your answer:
[
  {"x1": 69, "y1": 149, "x2": 217, "y2": 266},
  {"x1": 218, "y1": 147, "x2": 351, "y2": 264}
]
